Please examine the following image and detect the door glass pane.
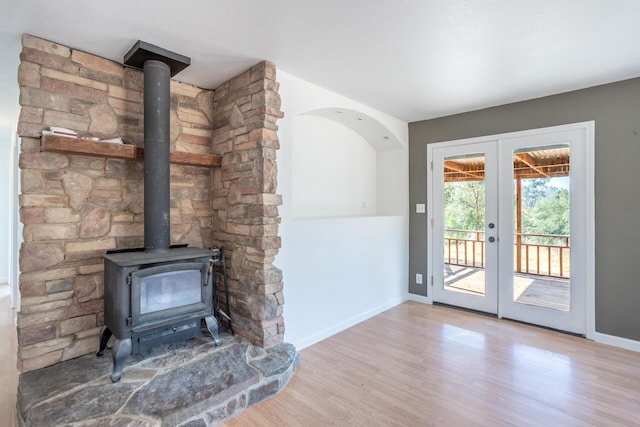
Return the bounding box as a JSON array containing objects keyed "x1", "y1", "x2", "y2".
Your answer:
[
  {"x1": 512, "y1": 145, "x2": 570, "y2": 311},
  {"x1": 443, "y1": 153, "x2": 486, "y2": 296}
]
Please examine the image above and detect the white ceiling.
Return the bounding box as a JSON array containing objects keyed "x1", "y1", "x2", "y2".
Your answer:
[{"x1": 1, "y1": 0, "x2": 640, "y2": 131}]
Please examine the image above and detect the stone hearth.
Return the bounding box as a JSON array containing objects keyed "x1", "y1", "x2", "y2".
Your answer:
[{"x1": 18, "y1": 333, "x2": 299, "y2": 426}]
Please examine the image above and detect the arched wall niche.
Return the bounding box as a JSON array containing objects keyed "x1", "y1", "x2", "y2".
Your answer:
[{"x1": 292, "y1": 108, "x2": 404, "y2": 218}]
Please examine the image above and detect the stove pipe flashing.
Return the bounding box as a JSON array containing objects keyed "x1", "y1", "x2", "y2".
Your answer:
[{"x1": 123, "y1": 41, "x2": 191, "y2": 252}]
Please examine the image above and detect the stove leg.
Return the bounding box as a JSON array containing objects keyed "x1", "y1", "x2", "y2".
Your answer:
[
  {"x1": 204, "y1": 316, "x2": 222, "y2": 346},
  {"x1": 96, "y1": 326, "x2": 112, "y2": 357},
  {"x1": 110, "y1": 337, "x2": 132, "y2": 383}
]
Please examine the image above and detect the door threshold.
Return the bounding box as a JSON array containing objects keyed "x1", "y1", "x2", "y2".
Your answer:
[
  {"x1": 502, "y1": 317, "x2": 585, "y2": 338},
  {"x1": 433, "y1": 302, "x2": 497, "y2": 318},
  {"x1": 434, "y1": 302, "x2": 585, "y2": 338}
]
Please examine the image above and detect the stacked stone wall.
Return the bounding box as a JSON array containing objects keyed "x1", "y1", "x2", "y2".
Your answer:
[
  {"x1": 211, "y1": 62, "x2": 285, "y2": 347},
  {"x1": 16, "y1": 34, "x2": 284, "y2": 371},
  {"x1": 16, "y1": 35, "x2": 216, "y2": 371}
]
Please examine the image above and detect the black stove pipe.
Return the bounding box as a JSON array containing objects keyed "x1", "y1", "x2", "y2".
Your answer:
[
  {"x1": 123, "y1": 41, "x2": 190, "y2": 253},
  {"x1": 143, "y1": 60, "x2": 171, "y2": 252}
]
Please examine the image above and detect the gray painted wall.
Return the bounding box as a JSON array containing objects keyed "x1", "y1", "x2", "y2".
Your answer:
[{"x1": 409, "y1": 77, "x2": 640, "y2": 341}]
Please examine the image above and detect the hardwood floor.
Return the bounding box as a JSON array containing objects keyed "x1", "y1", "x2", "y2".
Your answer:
[
  {"x1": 0, "y1": 285, "x2": 18, "y2": 427},
  {"x1": 3, "y1": 297, "x2": 640, "y2": 426},
  {"x1": 222, "y1": 302, "x2": 640, "y2": 426}
]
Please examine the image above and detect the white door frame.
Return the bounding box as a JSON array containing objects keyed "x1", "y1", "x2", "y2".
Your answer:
[{"x1": 426, "y1": 121, "x2": 595, "y2": 339}]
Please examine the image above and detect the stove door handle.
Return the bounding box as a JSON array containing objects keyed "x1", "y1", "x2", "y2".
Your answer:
[{"x1": 204, "y1": 258, "x2": 214, "y2": 286}]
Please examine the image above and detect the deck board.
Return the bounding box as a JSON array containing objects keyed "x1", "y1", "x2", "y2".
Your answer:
[{"x1": 444, "y1": 264, "x2": 570, "y2": 311}]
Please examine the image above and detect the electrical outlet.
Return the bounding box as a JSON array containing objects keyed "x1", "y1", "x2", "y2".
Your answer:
[
  {"x1": 416, "y1": 203, "x2": 425, "y2": 213},
  {"x1": 416, "y1": 273, "x2": 423, "y2": 285}
]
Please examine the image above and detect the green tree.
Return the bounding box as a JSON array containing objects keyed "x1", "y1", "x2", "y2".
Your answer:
[
  {"x1": 445, "y1": 181, "x2": 485, "y2": 237},
  {"x1": 528, "y1": 188, "x2": 570, "y2": 235},
  {"x1": 444, "y1": 177, "x2": 569, "y2": 245},
  {"x1": 520, "y1": 178, "x2": 569, "y2": 244},
  {"x1": 522, "y1": 178, "x2": 554, "y2": 208}
]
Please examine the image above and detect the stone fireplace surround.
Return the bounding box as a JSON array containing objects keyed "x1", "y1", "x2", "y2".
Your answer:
[{"x1": 16, "y1": 33, "x2": 287, "y2": 379}]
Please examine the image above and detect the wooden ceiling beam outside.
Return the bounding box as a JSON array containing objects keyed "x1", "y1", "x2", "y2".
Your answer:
[
  {"x1": 444, "y1": 155, "x2": 570, "y2": 182},
  {"x1": 444, "y1": 160, "x2": 484, "y2": 180},
  {"x1": 514, "y1": 153, "x2": 550, "y2": 178}
]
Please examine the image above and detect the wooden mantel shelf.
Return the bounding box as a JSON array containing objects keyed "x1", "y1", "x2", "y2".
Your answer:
[{"x1": 41, "y1": 134, "x2": 222, "y2": 168}]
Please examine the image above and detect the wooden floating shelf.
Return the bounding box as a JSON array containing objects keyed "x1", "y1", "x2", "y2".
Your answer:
[{"x1": 41, "y1": 134, "x2": 222, "y2": 168}]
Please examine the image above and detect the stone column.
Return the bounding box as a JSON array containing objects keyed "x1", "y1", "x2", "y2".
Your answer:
[{"x1": 211, "y1": 61, "x2": 285, "y2": 347}]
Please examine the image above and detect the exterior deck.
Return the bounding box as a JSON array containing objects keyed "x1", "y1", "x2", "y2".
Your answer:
[{"x1": 444, "y1": 264, "x2": 570, "y2": 311}]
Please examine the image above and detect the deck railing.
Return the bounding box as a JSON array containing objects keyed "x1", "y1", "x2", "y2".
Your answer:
[{"x1": 444, "y1": 229, "x2": 570, "y2": 278}]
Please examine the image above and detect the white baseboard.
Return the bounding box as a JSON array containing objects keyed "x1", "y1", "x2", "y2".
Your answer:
[
  {"x1": 593, "y1": 331, "x2": 640, "y2": 353},
  {"x1": 292, "y1": 295, "x2": 407, "y2": 351},
  {"x1": 407, "y1": 293, "x2": 430, "y2": 304}
]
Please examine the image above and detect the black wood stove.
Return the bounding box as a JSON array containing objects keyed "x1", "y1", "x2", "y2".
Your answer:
[
  {"x1": 99, "y1": 246, "x2": 221, "y2": 382},
  {"x1": 97, "y1": 41, "x2": 221, "y2": 382}
]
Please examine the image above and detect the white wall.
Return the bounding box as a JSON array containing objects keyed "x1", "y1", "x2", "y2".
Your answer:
[
  {"x1": 292, "y1": 115, "x2": 377, "y2": 218},
  {"x1": 0, "y1": 131, "x2": 11, "y2": 284},
  {"x1": 276, "y1": 70, "x2": 409, "y2": 349},
  {"x1": 1, "y1": 34, "x2": 22, "y2": 306}
]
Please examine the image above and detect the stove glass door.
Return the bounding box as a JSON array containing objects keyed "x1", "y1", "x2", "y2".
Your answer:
[
  {"x1": 140, "y1": 269, "x2": 201, "y2": 314},
  {"x1": 130, "y1": 261, "x2": 209, "y2": 327}
]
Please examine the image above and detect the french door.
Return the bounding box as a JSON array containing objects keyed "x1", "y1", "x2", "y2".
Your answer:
[
  {"x1": 429, "y1": 123, "x2": 593, "y2": 335},
  {"x1": 432, "y1": 141, "x2": 499, "y2": 314}
]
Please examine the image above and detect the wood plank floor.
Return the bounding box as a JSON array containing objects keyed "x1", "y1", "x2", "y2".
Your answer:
[
  {"x1": 222, "y1": 302, "x2": 640, "y2": 426},
  {"x1": 0, "y1": 285, "x2": 18, "y2": 427},
  {"x1": 3, "y1": 296, "x2": 640, "y2": 426}
]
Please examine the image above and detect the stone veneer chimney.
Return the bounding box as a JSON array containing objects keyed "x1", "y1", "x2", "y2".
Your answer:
[{"x1": 16, "y1": 34, "x2": 284, "y2": 371}]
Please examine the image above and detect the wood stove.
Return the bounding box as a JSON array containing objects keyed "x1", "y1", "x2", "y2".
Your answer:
[
  {"x1": 99, "y1": 246, "x2": 221, "y2": 382},
  {"x1": 97, "y1": 41, "x2": 222, "y2": 382}
]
